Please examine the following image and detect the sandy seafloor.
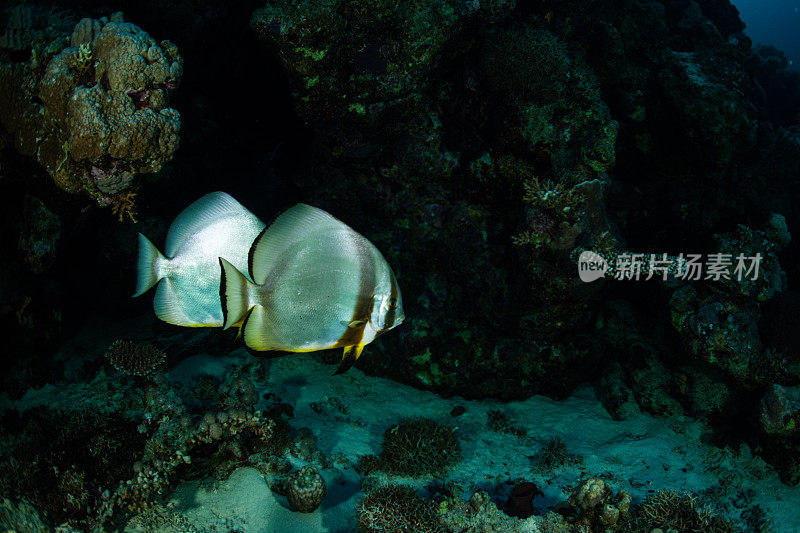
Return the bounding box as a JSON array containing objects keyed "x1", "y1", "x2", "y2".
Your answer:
[{"x1": 2, "y1": 315, "x2": 799, "y2": 533}]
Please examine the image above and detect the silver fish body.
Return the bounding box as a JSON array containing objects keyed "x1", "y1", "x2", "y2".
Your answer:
[
  {"x1": 135, "y1": 191, "x2": 265, "y2": 327},
  {"x1": 220, "y1": 203, "x2": 403, "y2": 372}
]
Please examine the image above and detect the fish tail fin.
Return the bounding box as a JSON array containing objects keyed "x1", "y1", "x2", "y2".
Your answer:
[
  {"x1": 335, "y1": 344, "x2": 365, "y2": 374},
  {"x1": 219, "y1": 257, "x2": 257, "y2": 330},
  {"x1": 133, "y1": 233, "x2": 167, "y2": 297}
]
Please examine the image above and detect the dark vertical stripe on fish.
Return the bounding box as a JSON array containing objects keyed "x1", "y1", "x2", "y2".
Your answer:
[
  {"x1": 240, "y1": 305, "x2": 257, "y2": 343},
  {"x1": 248, "y1": 225, "x2": 271, "y2": 283},
  {"x1": 335, "y1": 233, "x2": 376, "y2": 348},
  {"x1": 384, "y1": 272, "x2": 398, "y2": 329},
  {"x1": 219, "y1": 258, "x2": 229, "y2": 326}
]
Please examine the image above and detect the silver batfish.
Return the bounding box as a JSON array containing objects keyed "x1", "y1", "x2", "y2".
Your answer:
[
  {"x1": 219, "y1": 203, "x2": 404, "y2": 373},
  {"x1": 134, "y1": 191, "x2": 265, "y2": 327}
]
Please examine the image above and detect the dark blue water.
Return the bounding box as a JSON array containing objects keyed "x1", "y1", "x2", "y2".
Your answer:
[{"x1": 734, "y1": 0, "x2": 800, "y2": 69}]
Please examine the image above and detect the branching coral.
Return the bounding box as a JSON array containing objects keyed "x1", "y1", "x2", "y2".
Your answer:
[
  {"x1": 357, "y1": 484, "x2": 443, "y2": 533},
  {"x1": 105, "y1": 339, "x2": 166, "y2": 377},
  {"x1": 375, "y1": 417, "x2": 462, "y2": 476},
  {"x1": 626, "y1": 489, "x2": 735, "y2": 533},
  {"x1": 111, "y1": 190, "x2": 139, "y2": 222},
  {"x1": 486, "y1": 410, "x2": 526, "y2": 437},
  {"x1": 536, "y1": 437, "x2": 583, "y2": 472},
  {"x1": 480, "y1": 26, "x2": 574, "y2": 106},
  {"x1": 0, "y1": 357, "x2": 279, "y2": 529}
]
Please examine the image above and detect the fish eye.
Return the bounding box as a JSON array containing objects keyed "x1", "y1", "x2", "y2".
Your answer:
[{"x1": 387, "y1": 297, "x2": 398, "y2": 309}]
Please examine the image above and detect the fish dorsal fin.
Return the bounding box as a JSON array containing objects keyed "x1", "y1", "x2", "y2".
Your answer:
[
  {"x1": 249, "y1": 203, "x2": 345, "y2": 284},
  {"x1": 165, "y1": 192, "x2": 252, "y2": 257}
]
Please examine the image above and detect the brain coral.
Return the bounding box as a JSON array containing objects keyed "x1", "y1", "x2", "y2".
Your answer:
[{"x1": 0, "y1": 15, "x2": 182, "y2": 207}]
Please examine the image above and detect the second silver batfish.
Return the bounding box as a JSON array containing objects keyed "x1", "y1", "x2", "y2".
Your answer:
[
  {"x1": 219, "y1": 203, "x2": 404, "y2": 373},
  {"x1": 135, "y1": 191, "x2": 265, "y2": 327}
]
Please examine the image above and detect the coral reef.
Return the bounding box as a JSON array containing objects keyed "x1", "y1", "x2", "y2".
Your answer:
[
  {"x1": 123, "y1": 502, "x2": 198, "y2": 533},
  {"x1": 251, "y1": 0, "x2": 620, "y2": 400},
  {"x1": 625, "y1": 489, "x2": 736, "y2": 533},
  {"x1": 0, "y1": 408, "x2": 147, "y2": 529},
  {"x1": 546, "y1": 0, "x2": 800, "y2": 456},
  {"x1": 105, "y1": 339, "x2": 166, "y2": 377},
  {"x1": 357, "y1": 484, "x2": 443, "y2": 533},
  {"x1": 0, "y1": 13, "x2": 182, "y2": 207},
  {"x1": 218, "y1": 374, "x2": 259, "y2": 412},
  {"x1": 761, "y1": 384, "x2": 800, "y2": 436},
  {"x1": 363, "y1": 417, "x2": 462, "y2": 477},
  {"x1": 0, "y1": 4, "x2": 73, "y2": 51},
  {"x1": 535, "y1": 437, "x2": 583, "y2": 472},
  {"x1": 285, "y1": 465, "x2": 326, "y2": 513},
  {"x1": 439, "y1": 490, "x2": 527, "y2": 532},
  {"x1": 668, "y1": 220, "x2": 794, "y2": 385},
  {"x1": 0, "y1": 498, "x2": 49, "y2": 533},
  {"x1": 435, "y1": 489, "x2": 572, "y2": 532},
  {"x1": 568, "y1": 478, "x2": 631, "y2": 531},
  {"x1": 4, "y1": 0, "x2": 800, "y2": 527},
  {"x1": 18, "y1": 194, "x2": 61, "y2": 273},
  {"x1": 0, "y1": 352, "x2": 282, "y2": 530},
  {"x1": 113, "y1": 406, "x2": 276, "y2": 517},
  {"x1": 495, "y1": 3, "x2": 800, "y2": 481},
  {"x1": 1, "y1": 324, "x2": 785, "y2": 530},
  {"x1": 759, "y1": 384, "x2": 800, "y2": 485}
]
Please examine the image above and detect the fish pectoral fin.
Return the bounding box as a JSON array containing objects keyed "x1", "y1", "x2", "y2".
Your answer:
[
  {"x1": 334, "y1": 344, "x2": 365, "y2": 375},
  {"x1": 347, "y1": 319, "x2": 368, "y2": 328}
]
